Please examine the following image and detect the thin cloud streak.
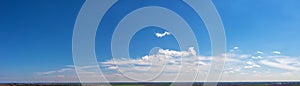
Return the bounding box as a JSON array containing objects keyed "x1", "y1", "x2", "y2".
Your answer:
[{"x1": 155, "y1": 31, "x2": 171, "y2": 38}]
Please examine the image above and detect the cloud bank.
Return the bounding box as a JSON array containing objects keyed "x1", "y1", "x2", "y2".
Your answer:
[{"x1": 31, "y1": 47, "x2": 300, "y2": 82}]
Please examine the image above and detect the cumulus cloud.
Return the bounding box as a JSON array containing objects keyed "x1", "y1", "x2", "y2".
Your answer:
[
  {"x1": 158, "y1": 47, "x2": 196, "y2": 57},
  {"x1": 98, "y1": 47, "x2": 215, "y2": 81},
  {"x1": 100, "y1": 47, "x2": 206, "y2": 72},
  {"x1": 155, "y1": 31, "x2": 171, "y2": 38}
]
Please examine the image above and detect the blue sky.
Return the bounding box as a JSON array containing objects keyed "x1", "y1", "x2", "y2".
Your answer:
[{"x1": 1, "y1": 0, "x2": 300, "y2": 82}]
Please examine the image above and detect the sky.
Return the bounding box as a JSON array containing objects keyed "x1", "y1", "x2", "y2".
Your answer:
[{"x1": 1, "y1": 0, "x2": 300, "y2": 83}]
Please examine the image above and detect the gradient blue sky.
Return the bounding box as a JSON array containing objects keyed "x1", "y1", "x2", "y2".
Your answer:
[{"x1": 1, "y1": 0, "x2": 300, "y2": 82}]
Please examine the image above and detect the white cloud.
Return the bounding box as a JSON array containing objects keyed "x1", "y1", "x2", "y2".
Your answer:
[
  {"x1": 259, "y1": 59, "x2": 300, "y2": 71},
  {"x1": 57, "y1": 68, "x2": 73, "y2": 73},
  {"x1": 158, "y1": 47, "x2": 196, "y2": 57},
  {"x1": 230, "y1": 46, "x2": 239, "y2": 52},
  {"x1": 233, "y1": 47, "x2": 239, "y2": 50},
  {"x1": 107, "y1": 66, "x2": 118, "y2": 70},
  {"x1": 33, "y1": 48, "x2": 300, "y2": 82},
  {"x1": 155, "y1": 31, "x2": 171, "y2": 38},
  {"x1": 239, "y1": 54, "x2": 250, "y2": 58},
  {"x1": 37, "y1": 67, "x2": 74, "y2": 75},
  {"x1": 251, "y1": 56, "x2": 263, "y2": 59},
  {"x1": 272, "y1": 51, "x2": 281, "y2": 54},
  {"x1": 36, "y1": 65, "x2": 100, "y2": 76},
  {"x1": 37, "y1": 71, "x2": 56, "y2": 75},
  {"x1": 100, "y1": 47, "x2": 204, "y2": 72},
  {"x1": 244, "y1": 61, "x2": 261, "y2": 69},
  {"x1": 257, "y1": 51, "x2": 263, "y2": 54},
  {"x1": 97, "y1": 47, "x2": 214, "y2": 81}
]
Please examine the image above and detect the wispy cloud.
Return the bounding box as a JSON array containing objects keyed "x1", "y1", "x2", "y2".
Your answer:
[
  {"x1": 37, "y1": 68, "x2": 74, "y2": 75},
  {"x1": 244, "y1": 61, "x2": 261, "y2": 69},
  {"x1": 256, "y1": 51, "x2": 263, "y2": 54},
  {"x1": 155, "y1": 31, "x2": 171, "y2": 38},
  {"x1": 233, "y1": 47, "x2": 239, "y2": 50},
  {"x1": 272, "y1": 51, "x2": 281, "y2": 54},
  {"x1": 34, "y1": 47, "x2": 300, "y2": 82},
  {"x1": 230, "y1": 46, "x2": 239, "y2": 52},
  {"x1": 259, "y1": 57, "x2": 300, "y2": 71},
  {"x1": 37, "y1": 71, "x2": 57, "y2": 75},
  {"x1": 260, "y1": 60, "x2": 299, "y2": 71}
]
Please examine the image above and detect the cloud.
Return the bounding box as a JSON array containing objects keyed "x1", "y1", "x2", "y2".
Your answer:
[
  {"x1": 33, "y1": 48, "x2": 300, "y2": 82},
  {"x1": 260, "y1": 60, "x2": 300, "y2": 71},
  {"x1": 251, "y1": 56, "x2": 263, "y2": 59},
  {"x1": 37, "y1": 67, "x2": 74, "y2": 75},
  {"x1": 256, "y1": 51, "x2": 263, "y2": 54},
  {"x1": 100, "y1": 47, "x2": 206, "y2": 71},
  {"x1": 233, "y1": 47, "x2": 239, "y2": 50},
  {"x1": 272, "y1": 51, "x2": 281, "y2": 54},
  {"x1": 35, "y1": 65, "x2": 107, "y2": 82},
  {"x1": 230, "y1": 46, "x2": 239, "y2": 52},
  {"x1": 97, "y1": 47, "x2": 215, "y2": 81},
  {"x1": 239, "y1": 54, "x2": 250, "y2": 58},
  {"x1": 158, "y1": 47, "x2": 196, "y2": 57},
  {"x1": 36, "y1": 65, "x2": 100, "y2": 76},
  {"x1": 108, "y1": 66, "x2": 118, "y2": 70},
  {"x1": 37, "y1": 71, "x2": 57, "y2": 75},
  {"x1": 155, "y1": 31, "x2": 171, "y2": 38},
  {"x1": 259, "y1": 57, "x2": 300, "y2": 71},
  {"x1": 57, "y1": 68, "x2": 73, "y2": 73},
  {"x1": 244, "y1": 61, "x2": 261, "y2": 69}
]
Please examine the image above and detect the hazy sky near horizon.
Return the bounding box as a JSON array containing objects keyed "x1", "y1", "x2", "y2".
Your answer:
[{"x1": 1, "y1": 0, "x2": 300, "y2": 82}]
